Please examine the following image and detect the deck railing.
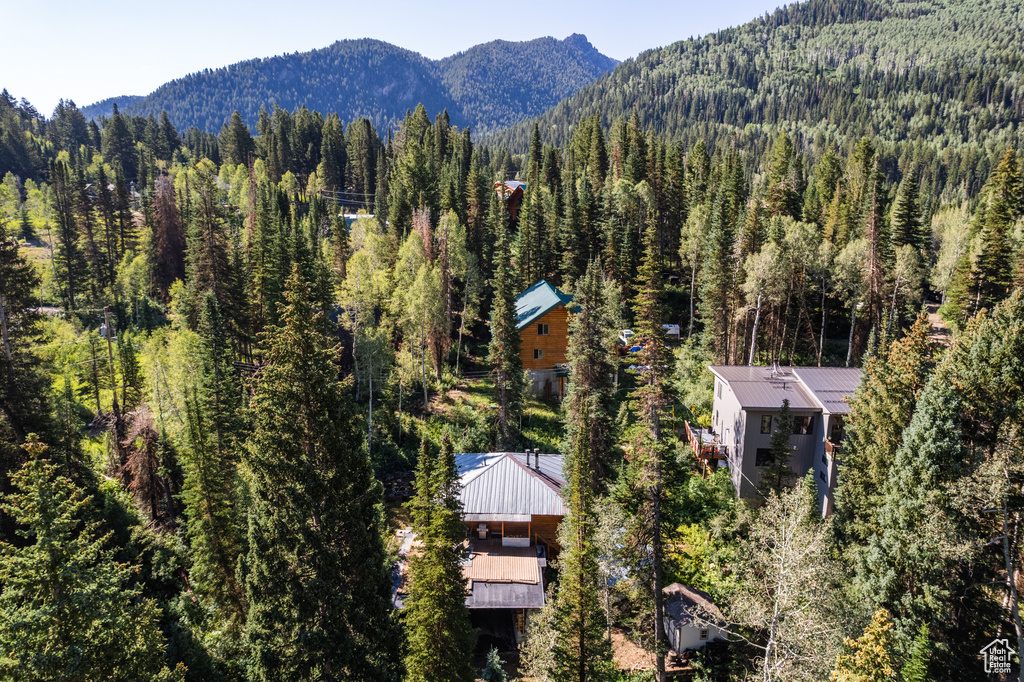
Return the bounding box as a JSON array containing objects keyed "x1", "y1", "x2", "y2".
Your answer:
[{"x1": 685, "y1": 421, "x2": 728, "y2": 460}]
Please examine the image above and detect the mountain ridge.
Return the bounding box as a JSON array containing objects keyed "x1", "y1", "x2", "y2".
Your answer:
[
  {"x1": 81, "y1": 34, "x2": 618, "y2": 135},
  {"x1": 486, "y1": 0, "x2": 1024, "y2": 162}
]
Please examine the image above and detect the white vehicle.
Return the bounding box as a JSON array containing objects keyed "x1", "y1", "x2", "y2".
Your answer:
[{"x1": 619, "y1": 329, "x2": 635, "y2": 346}]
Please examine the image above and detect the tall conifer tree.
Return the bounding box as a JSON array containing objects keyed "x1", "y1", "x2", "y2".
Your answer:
[
  {"x1": 242, "y1": 266, "x2": 400, "y2": 681},
  {"x1": 622, "y1": 220, "x2": 674, "y2": 682},
  {"x1": 550, "y1": 410, "x2": 616, "y2": 682},
  {"x1": 403, "y1": 433, "x2": 474, "y2": 682},
  {"x1": 489, "y1": 226, "x2": 524, "y2": 450},
  {"x1": 0, "y1": 440, "x2": 178, "y2": 682}
]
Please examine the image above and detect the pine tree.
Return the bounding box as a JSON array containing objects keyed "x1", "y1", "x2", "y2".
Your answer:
[
  {"x1": 180, "y1": 291, "x2": 244, "y2": 624},
  {"x1": 698, "y1": 193, "x2": 735, "y2": 361},
  {"x1": 766, "y1": 132, "x2": 799, "y2": 219},
  {"x1": 899, "y1": 623, "x2": 931, "y2": 682},
  {"x1": 481, "y1": 648, "x2": 507, "y2": 682},
  {"x1": 182, "y1": 160, "x2": 232, "y2": 328},
  {"x1": 488, "y1": 226, "x2": 524, "y2": 450},
  {"x1": 623, "y1": 220, "x2": 674, "y2": 681},
  {"x1": 972, "y1": 148, "x2": 1021, "y2": 311},
  {"x1": 0, "y1": 220, "x2": 51, "y2": 531},
  {"x1": 549, "y1": 411, "x2": 616, "y2": 682},
  {"x1": 829, "y1": 609, "x2": 898, "y2": 682},
  {"x1": 242, "y1": 266, "x2": 400, "y2": 681},
  {"x1": 318, "y1": 114, "x2": 346, "y2": 192},
  {"x1": 563, "y1": 259, "x2": 616, "y2": 481},
  {"x1": 858, "y1": 290, "x2": 1024, "y2": 661},
  {"x1": 49, "y1": 159, "x2": 87, "y2": 310},
  {"x1": 761, "y1": 398, "x2": 795, "y2": 495},
  {"x1": 51, "y1": 372, "x2": 85, "y2": 480},
  {"x1": 404, "y1": 433, "x2": 474, "y2": 682},
  {"x1": 835, "y1": 314, "x2": 934, "y2": 548},
  {"x1": 100, "y1": 104, "x2": 138, "y2": 182},
  {"x1": 890, "y1": 163, "x2": 923, "y2": 251},
  {"x1": 152, "y1": 174, "x2": 186, "y2": 300},
  {"x1": 0, "y1": 439, "x2": 178, "y2": 682}
]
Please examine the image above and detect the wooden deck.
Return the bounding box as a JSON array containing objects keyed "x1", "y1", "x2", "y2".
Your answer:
[{"x1": 463, "y1": 541, "x2": 539, "y2": 584}]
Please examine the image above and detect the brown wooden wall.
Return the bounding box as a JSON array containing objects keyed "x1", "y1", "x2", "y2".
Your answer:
[
  {"x1": 531, "y1": 515, "x2": 562, "y2": 554},
  {"x1": 520, "y1": 306, "x2": 569, "y2": 370},
  {"x1": 460, "y1": 515, "x2": 564, "y2": 554}
]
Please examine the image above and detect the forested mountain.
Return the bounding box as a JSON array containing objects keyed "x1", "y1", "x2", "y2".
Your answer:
[
  {"x1": 437, "y1": 34, "x2": 618, "y2": 132},
  {"x1": 492, "y1": 0, "x2": 1024, "y2": 186},
  {"x1": 80, "y1": 34, "x2": 617, "y2": 135},
  {"x1": 78, "y1": 95, "x2": 144, "y2": 120}
]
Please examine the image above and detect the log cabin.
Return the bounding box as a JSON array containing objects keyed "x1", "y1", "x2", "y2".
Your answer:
[{"x1": 515, "y1": 280, "x2": 574, "y2": 398}]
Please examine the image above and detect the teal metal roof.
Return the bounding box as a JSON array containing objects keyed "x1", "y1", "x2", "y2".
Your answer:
[{"x1": 515, "y1": 280, "x2": 573, "y2": 331}]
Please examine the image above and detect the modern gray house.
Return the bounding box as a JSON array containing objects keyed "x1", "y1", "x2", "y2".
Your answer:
[{"x1": 704, "y1": 365, "x2": 862, "y2": 515}]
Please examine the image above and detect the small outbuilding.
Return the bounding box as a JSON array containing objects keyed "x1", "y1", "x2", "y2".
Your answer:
[{"x1": 663, "y1": 583, "x2": 729, "y2": 654}]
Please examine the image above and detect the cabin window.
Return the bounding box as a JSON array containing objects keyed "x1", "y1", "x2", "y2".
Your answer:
[
  {"x1": 760, "y1": 415, "x2": 772, "y2": 434},
  {"x1": 700, "y1": 628, "x2": 710, "y2": 641},
  {"x1": 537, "y1": 323, "x2": 549, "y2": 335},
  {"x1": 534, "y1": 349, "x2": 544, "y2": 359},
  {"x1": 820, "y1": 470, "x2": 826, "y2": 483},
  {"x1": 716, "y1": 381, "x2": 722, "y2": 399},
  {"x1": 797, "y1": 415, "x2": 815, "y2": 435},
  {"x1": 822, "y1": 454, "x2": 828, "y2": 467},
  {"x1": 755, "y1": 448, "x2": 771, "y2": 466}
]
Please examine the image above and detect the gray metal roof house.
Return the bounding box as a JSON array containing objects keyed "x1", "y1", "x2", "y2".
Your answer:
[
  {"x1": 705, "y1": 365, "x2": 862, "y2": 514},
  {"x1": 393, "y1": 452, "x2": 566, "y2": 645}
]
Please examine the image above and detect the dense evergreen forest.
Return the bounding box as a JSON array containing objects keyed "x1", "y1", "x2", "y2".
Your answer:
[
  {"x1": 492, "y1": 0, "x2": 1024, "y2": 202},
  {"x1": 79, "y1": 34, "x2": 617, "y2": 136},
  {"x1": 1, "y1": 0, "x2": 1024, "y2": 679}
]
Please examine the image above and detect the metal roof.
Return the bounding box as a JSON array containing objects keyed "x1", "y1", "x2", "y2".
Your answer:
[
  {"x1": 791, "y1": 367, "x2": 863, "y2": 414},
  {"x1": 709, "y1": 365, "x2": 818, "y2": 410},
  {"x1": 466, "y1": 575, "x2": 545, "y2": 609},
  {"x1": 515, "y1": 280, "x2": 573, "y2": 331},
  {"x1": 456, "y1": 453, "x2": 566, "y2": 519},
  {"x1": 710, "y1": 365, "x2": 862, "y2": 413},
  {"x1": 663, "y1": 583, "x2": 726, "y2": 628}
]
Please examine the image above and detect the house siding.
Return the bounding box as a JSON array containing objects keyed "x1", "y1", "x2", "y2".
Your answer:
[
  {"x1": 520, "y1": 306, "x2": 569, "y2": 370},
  {"x1": 665, "y1": 618, "x2": 728, "y2": 653}
]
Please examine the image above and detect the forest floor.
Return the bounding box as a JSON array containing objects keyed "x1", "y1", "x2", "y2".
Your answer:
[
  {"x1": 926, "y1": 303, "x2": 953, "y2": 346},
  {"x1": 611, "y1": 628, "x2": 692, "y2": 677}
]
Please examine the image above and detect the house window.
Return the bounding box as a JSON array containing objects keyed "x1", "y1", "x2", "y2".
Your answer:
[
  {"x1": 822, "y1": 454, "x2": 828, "y2": 467},
  {"x1": 537, "y1": 323, "x2": 549, "y2": 335},
  {"x1": 830, "y1": 416, "x2": 844, "y2": 442},
  {"x1": 820, "y1": 470, "x2": 826, "y2": 483},
  {"x1": 760, "y1": 415, "x2": 772, "y2": 434},
  {"x1": 700, "y1": 628, "x2": 710, "y2": 641},
  {"x1": 755, "y1": 448, "x2": 771, "y2": 466},
  {"x1": 716, "y1": 381, "x2": 722, "y2": 399},
  {"x1": 797, "y1": 415, "x2": 815, "y2": 435},
  {"x1": 534, "y1": 349, "x2": 544, "y2": 359}
]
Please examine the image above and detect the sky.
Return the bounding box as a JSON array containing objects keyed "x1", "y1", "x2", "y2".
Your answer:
[{"x1": 2, "y1": 0, "x2": 786, "y2": 116}]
